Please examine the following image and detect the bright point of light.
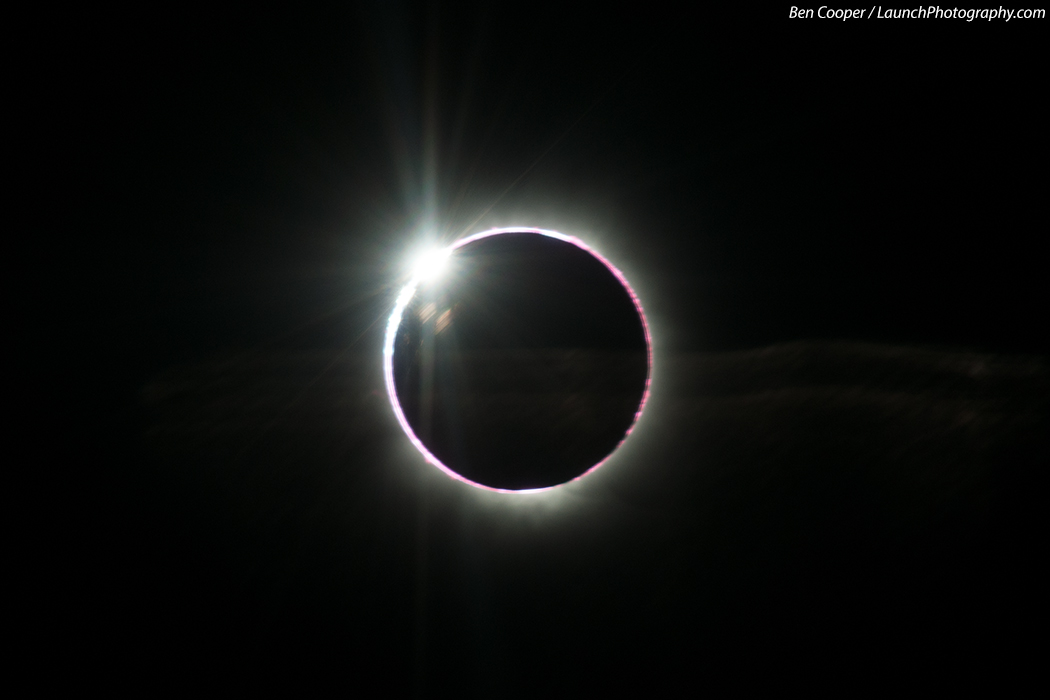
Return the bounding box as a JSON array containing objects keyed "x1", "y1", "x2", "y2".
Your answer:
[{"x1": 411, "y1": 246, "x2": 452, "y2": 282}]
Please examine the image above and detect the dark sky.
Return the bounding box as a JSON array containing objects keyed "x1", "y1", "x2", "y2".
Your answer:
[
  {"x1": 55, "y1": 4, "x2": 1046, "y2": 370},
  {"x1": 39, "y1": 4, "x2": 1046, "y2": 693}
]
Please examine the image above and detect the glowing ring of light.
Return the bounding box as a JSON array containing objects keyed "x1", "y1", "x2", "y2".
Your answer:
[{"x1": 383, "y1": 227, "x2": 653, "y2": 494}]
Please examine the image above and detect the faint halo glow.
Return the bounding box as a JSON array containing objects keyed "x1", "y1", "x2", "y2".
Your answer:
[{"x1": 383, "y1": 227, "x2": 653, "y2": 495}]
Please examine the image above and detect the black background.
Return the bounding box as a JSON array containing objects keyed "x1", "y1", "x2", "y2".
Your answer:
[{"x1": 33, "y1": 3, "x2": 1046, "y2": 693}]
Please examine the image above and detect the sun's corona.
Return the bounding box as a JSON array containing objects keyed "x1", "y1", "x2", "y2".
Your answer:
[{"x1": 383, "y1": 227, "x2": 652, "y2": 494}]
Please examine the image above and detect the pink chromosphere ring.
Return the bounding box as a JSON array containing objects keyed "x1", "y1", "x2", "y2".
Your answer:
[{"x1": 383, "y1": 227, "x2": 652, "y2": 493}]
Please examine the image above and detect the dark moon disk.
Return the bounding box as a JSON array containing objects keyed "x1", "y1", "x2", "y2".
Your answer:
[{"x1": 388, "y1": 229, "x2": 650, "y2": 491}]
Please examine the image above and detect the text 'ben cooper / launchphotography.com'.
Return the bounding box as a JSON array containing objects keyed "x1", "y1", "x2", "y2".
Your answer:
[{"x1": 788, "y1": 6, "x2": 1046, "y2": 20}]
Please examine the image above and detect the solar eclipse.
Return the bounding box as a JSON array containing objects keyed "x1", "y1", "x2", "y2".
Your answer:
[{"x1": 384, "y1": 228, "x2": 651, "y2": 492}]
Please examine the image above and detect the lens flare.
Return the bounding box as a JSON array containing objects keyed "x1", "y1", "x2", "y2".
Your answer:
[{"x1": 384, "y1": 227, "x2": 653, "y2": 494}]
